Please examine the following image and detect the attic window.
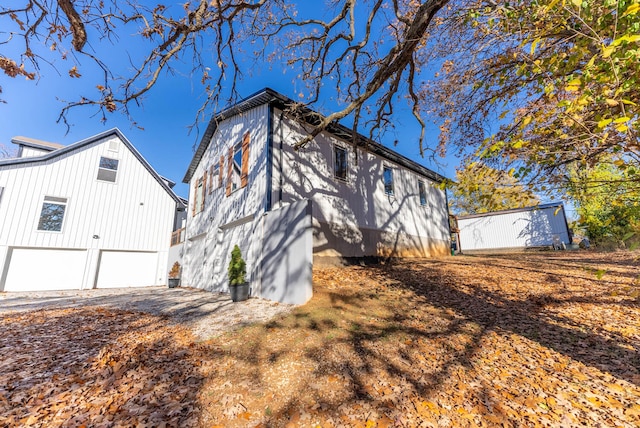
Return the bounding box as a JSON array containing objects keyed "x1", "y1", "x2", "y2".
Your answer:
[
  {"x1": 108, "y1": 140, "x2": 119, "y2": 152},
  {"x1": 37, "y1": 196, "x2": 68, "y2": 232},
  {"x1": 97, "y1": 157, "x2": 119, "y2": 182}
]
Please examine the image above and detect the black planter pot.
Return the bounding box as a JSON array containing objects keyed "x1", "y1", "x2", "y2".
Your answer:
[
  {"x1": 230, "y1": 283, "x2": 250, "y2": 302},
  {"x1": 168, "y1": 278, "x2": 180, "y2": 288}
]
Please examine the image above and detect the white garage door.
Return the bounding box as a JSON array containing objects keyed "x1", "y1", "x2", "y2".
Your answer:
[
  {"x1": 3, "y1": 248, "x2": 87, "y2": 291},
  {"x1": 96, "y1": 251, "x2": 159, "y2": 288}
]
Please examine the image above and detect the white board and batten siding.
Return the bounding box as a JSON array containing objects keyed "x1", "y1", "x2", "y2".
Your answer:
[
  {"x1": 0, "y1": 130, "x2": 178, "y2": 291},
  {"x1": 183, "y1": 103, "x2": 269, "y2": 292},
  {"x1": 457, "y1": 203, "x2": 571, "y2": 252},
  {"x1": 272, "y1": 107, "x2": 450, "y2": 258}
]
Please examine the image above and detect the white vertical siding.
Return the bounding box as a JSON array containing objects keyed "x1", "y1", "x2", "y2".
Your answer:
[
  {"x1": 18, "y1": 147, "x2": 49, "y2": 158},
  {"x1": 271, "y1": 109, "x2": 450, "y2": 258},
  {"x1": 183, "y1": 104, "x2": 269, "y2": 288},
  {"x1": 0, "y1": 134, "x2": 177, "y2": 289},
  {"x1": 457, "y1": 205, "x2": 570, "y2": 251}
]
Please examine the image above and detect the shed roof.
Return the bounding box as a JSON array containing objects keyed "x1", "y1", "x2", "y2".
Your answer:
[{"x1": 183, "y1": 88, "x2": 446, "y2": 184}]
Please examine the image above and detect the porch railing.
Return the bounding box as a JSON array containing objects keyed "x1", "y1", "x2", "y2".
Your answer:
[{"x1": 171, "y1": 227, "x2": 185, "y2": 246}]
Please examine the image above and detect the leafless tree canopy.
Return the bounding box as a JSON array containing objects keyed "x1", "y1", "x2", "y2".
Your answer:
[{"x1": 0, "y1": 0, "x2": 452, "y2": 152}]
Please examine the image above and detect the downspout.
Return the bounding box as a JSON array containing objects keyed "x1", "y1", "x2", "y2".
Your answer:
[
  {"x1": 265, "y1": 102, "x2": 274, "y2": 212},
  {"x1": 278, "y1": 110, "x2": 285, "y2": 206}
]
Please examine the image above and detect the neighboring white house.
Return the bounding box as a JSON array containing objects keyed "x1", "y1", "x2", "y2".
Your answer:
[
  {"x1": 181, "y1": 88, "x2": 450, "y2": 304},
  {"x1": 0, "y1": 129, "x2": 185, "y2": 292},
  {"x1": 456, "y1": 202, "x2": 572, "y2": 252}
]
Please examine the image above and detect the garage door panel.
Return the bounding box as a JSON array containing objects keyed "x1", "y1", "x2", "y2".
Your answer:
[
  {"x1": 4, "y1": 248, "x2": 86, "y2": 291},
  {"x1": 96, "y1": 251, "x2": 159, "y2": 288}
]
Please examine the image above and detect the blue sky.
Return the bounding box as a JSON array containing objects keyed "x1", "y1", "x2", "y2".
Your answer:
[{"x1": 0, "y1": 4, "x2": 458, "y2": 200}]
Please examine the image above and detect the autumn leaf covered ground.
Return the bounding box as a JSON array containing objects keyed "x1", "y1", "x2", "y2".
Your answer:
[{"x1": 1, "y1": 251, "x2": 640, "y2": 427}]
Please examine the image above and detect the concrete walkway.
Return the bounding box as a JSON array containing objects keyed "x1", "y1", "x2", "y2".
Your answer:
[{"x1": 0, "y1": 286, "x2": 295, "y2": 340}]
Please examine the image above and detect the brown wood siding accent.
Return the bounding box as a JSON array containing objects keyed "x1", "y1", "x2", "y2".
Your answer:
[
  {"x1": 226, "y1": 147, "x2": 233, "y2": 196},
  {"x1": 241, "y1": 131, "x2": 250, "y2": 188},
  {"x1": 191, "y1": 177, "x2": 200, "y2": 217},
  {"x1": 219, "y1": 155, "x2": 224, "y2": 188}
]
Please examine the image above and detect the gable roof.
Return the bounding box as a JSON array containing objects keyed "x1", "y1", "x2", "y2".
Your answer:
[
  {"x1": 183, "y1": 88, "x2": 446, "y2": 184},
  {"x1": 11, "y1": 136, "x2": 65, "y2": 151},
  {"x1": 0, "y1": 128, "x2": 183, "y2": 206}
]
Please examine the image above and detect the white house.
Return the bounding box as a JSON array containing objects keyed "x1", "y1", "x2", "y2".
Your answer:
[
  {"x1": 182, "y1": 88, "x2": 450, "y2": 304},
  {"x1": 456, "y1": 202, "x2": 572, "y2": 252},
  {"x1": 0, "y1": 129, "x2": 185, "y2": 292}
]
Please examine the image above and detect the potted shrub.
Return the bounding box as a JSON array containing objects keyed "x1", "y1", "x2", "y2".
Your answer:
[
  {"x1": 168, "y1": 262, "x2": 181, "y2": 288},
  {"x1": 228, "y1": 245, "x2": 249, "y2": 302}
]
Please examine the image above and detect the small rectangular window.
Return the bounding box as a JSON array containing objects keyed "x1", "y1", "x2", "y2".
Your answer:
[
  {"x1": 38, "y1": 196, "x2": 68, "y2": 232},
  {"x1": 108, "y1": 140, "x2": 119, "y2": 152},
  {"x1": 418, "y1": 180, "x2": 427, "y2": 206},
  {"x1": 231, "y1": 142, "x2": 243, "y2": 192},
  {"x1": 97, "y1": 156, "x2": 119, "y2": 182},
  {"x1": 383, "y1": 166, "x2": 394, "y2": 196},
  {"x1": 194, "y1": 177, "x2": 204, "y2": 215},
  {"x1": 209, "y1": 164, "x2": 218, "y2": 194},
  {"x1": 334, "y1": 145, "x2": 348, "y2": 180}
]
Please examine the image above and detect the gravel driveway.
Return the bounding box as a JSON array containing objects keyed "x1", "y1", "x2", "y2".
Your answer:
[{"x1": 0, "y1": 286, "x2": 295, "y2": 340}]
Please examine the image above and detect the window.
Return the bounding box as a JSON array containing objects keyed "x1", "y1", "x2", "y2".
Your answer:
[
  {"x1": 383, "y1": 166, "x2": 394, "y2": 195},
  {"x1": 37, "y1": 196, "x2": 68, "y2": 232},
  {"x1": 226, "y1": 132, "x2": 250, "y2": 196},
  {"x1": 418, "y1": 180, "x2": 427, "y2": 206},
  {"x1": 97, "y1": 156, "x2": 119, "y2": 182},
  {"x1": 334, "y1": 145, "x2": 348, "y2": 180},
  {"x1": 193, "y1": 177, "x2": 204, "y2": 216},
  {"x1": 231, "y1": 142, "x2": 243, "y2": 192},
  {"x1": 209, "y1": 164, "x2": 218, "y2": 194}
]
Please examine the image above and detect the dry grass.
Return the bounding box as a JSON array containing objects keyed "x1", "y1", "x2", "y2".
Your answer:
[{"x1": 2, "y1": 251, "x2": 639, "y2": 427}]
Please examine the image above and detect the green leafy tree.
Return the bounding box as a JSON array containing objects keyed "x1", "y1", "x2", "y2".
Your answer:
[
  {"x1": 449, "y1": 162, "x2": 540, "y2": 215},
  {"x1": 567, "y1": 160, "x2": 640, "y2": 247},
  {"x1": 426, "y1": 0, "x2": 640, "y2": 190}
]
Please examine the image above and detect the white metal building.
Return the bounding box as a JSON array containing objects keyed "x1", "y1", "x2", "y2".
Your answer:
[
  {"x1": 182, "y1": 88, "x2": 450, "y2": 303},
  {"x1": 0, "y1": 129, "x2": 185, "y2": 291},
  {"x1": 456, "y1": 203, "x2": 571, "y2": 252}
]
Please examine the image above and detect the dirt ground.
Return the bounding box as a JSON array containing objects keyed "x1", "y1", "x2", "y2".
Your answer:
[{"x1": 1, "y1": 250, "x2": 639, "y2": 427}]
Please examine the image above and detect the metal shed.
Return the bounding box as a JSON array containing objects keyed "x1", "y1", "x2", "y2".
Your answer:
[{"x1": 456, "y1": 203, "x2": 571, "y2": 252}]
